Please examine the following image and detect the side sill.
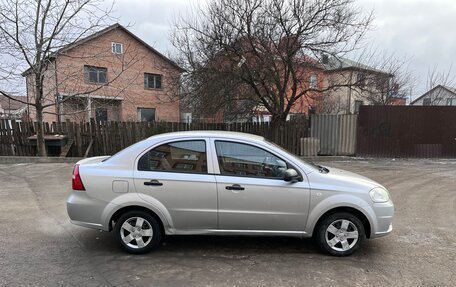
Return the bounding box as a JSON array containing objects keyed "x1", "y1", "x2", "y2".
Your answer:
[{"x1": 166, "y1": 229, "x2": 310, "y2": 238}]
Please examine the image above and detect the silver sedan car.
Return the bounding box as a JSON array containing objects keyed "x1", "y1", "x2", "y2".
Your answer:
[{"x1": 67, "y1": 131, "x2": 394, "y2": 256}]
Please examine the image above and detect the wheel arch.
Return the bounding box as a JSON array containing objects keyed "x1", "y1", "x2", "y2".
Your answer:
[
  {"x1": 109, "y1": 205, "x2": 165, "y2": 235},
  {"x1": 311, "y1": 206, "x2": 371, "y2": 239}
]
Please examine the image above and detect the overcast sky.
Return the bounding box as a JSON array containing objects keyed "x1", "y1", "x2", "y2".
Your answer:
[{"x1": 112, "y1": 0, "x2": 456, "y2": 100}]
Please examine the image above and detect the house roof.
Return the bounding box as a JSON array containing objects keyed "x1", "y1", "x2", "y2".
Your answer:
[
  {"x1": 300, "y1": 55, "x2": 325, "y2": 69},
  {"x1": 410, "y1": 85, "x2": 456, "y2": 104},
  {"x1": 0, "y1": 95, "x2": 28, "y2": 111},
  {"x1": 441, "y1": 85, "x2": 456, "y2": 94},
  {"x1": 323, "y1": 56, "x2": 391, "y2": 75},
  {"x1": 23, "y1": 23, "x2": 184, "y2": 76}
]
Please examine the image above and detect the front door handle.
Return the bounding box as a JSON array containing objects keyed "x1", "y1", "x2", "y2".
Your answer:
[
  {"x1": 226, "y1": 184, "x2": 245, "y2": 191},
  {"x1": 144, "y1": 179, "x2": 163, "y2": 186}
]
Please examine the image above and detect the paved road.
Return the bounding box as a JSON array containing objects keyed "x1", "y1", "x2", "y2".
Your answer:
[{"x1": 0, "y1": 159, "x2": 455, "y2": 286}]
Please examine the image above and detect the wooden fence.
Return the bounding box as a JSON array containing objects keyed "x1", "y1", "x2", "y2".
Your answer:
[{"x1": 0, "y1": 120, "x2": 309, "y2": 157}]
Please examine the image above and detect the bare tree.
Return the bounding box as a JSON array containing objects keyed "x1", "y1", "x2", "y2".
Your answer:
[
  {"x1": 172, "y1": 0, "x2": 372, "y2": 125},
  {"x1": 0, "y1": 0, "x2": 143, "y2": 156},
  {"x1": 353, "y1": 53, "x2": 414, "y2": 106}
]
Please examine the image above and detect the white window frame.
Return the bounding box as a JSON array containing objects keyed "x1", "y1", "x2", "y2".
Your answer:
[{"x1": 111, "y1": 42, "x2": 123, "y2": 54}]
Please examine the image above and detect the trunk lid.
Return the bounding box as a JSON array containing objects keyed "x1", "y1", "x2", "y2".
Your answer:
[{"x1": 76, "y1": 156, "x2": 110, "y2": 166}]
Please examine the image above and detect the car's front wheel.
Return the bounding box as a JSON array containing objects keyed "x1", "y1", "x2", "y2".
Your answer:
[
  {"x1": 114, "y1": 211, "x2": 162, "y2": 254},
  {"x1": 315, "y1": 212, "x2": 365, "y2": 256}
]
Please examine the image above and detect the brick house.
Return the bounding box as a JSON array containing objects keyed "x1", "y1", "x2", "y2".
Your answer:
[
  {"x1": 246, "y1": 56, "x2": 403, "y2": 120},
  {"x1": 187, "y1": 40, "x2": 327, "y2": 123},
  {"x1": 252, "y1": 57, "x2": 326, "y2": 122},
  {"x1": 24, "y1": 23, "x2": 183, "y2": 122}
]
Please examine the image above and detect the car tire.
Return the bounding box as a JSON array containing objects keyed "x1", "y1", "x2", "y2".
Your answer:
[
  {"x1": 315, "y1": 212, "x2": 365, "y2": 256},
  {"x1": 114, "y1": 210, "x2": 163, "y2": 254}
]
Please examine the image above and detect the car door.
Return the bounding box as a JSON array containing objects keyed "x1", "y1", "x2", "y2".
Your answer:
[
  {"x1": 212, "y1": 139, "x2": 310, "y2": 232},
  {"x1": 134, "y1": 139, "x2": 217, "y2": 231}
]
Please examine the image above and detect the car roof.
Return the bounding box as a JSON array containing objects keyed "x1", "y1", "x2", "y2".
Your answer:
[
  {"x1": 148, "y1": 130, "x2": 265, "y2": 141},
  {"x1": 104, "y1": 130, "x2": 266, "y2": 165}
]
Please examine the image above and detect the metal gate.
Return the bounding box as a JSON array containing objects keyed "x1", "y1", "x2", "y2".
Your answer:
[
  {"x1": 310, "y1": 114, "x2": 357, "y2": 156},
  {"x1": 356, "y1": 106, "x2": 456, "y2": 158}
]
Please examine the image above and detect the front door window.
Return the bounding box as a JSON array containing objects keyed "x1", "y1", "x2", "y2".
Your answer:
[{"x1": 215, "y1": 141, "x2": 288, "y2": 179}]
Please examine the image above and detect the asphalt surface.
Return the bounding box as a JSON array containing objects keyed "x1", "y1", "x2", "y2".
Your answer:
[{"x1": 0, "y1": 159, "x2": 455, "y2": 286}]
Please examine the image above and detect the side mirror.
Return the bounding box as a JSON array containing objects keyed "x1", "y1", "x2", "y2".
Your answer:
[{"x1": 284, "y1": 168, "x2": 300, "y2": 183}]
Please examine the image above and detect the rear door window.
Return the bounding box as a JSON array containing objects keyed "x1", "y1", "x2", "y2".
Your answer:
[{"x1": 138, "y1": 140, "x2": 207, "y2": 173}]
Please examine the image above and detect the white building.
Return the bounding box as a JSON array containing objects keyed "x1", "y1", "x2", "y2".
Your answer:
[{"x1": 410, "y1": 85, "x2": 456, "y2": 106}]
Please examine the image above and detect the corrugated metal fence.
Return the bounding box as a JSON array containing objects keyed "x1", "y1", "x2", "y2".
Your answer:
[
  {"x1": 357, "y1": 106, "x2": 456, "y2": 158},
  {"x1": 310, "y1": 114, "x2": 357, "y2": 155}
]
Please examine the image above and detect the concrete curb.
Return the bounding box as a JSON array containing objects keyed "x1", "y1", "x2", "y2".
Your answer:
[{"x1": 0, "y1": 156, "x2": 83, "y2": 164}]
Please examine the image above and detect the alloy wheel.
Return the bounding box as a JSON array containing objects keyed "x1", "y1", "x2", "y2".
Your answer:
[
  {"x1": 325, "y1": 219, "x2": 359, "y2": 252},
  {"x1": 120, "y1": 217, "x2": 153, "y2": 249}
]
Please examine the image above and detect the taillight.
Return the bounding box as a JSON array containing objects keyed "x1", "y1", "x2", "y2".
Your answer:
[{"x1": 72, "y1": 164, "x2": 85, "y2": 191}]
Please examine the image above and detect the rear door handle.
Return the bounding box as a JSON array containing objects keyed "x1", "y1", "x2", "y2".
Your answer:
[
  {"x1": 226, "y1": 184, "x2": 245, "y2": 191},
  {"x1": 144, "y1": 179, "x2": 163, "y2": 186}
]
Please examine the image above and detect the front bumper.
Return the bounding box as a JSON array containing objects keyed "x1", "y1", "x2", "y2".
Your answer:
[{"x1": 370, "y1": 200, "x2": 395, "y2": 238}]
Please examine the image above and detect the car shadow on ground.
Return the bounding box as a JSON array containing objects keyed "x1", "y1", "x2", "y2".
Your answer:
[
  {"x1": 162, "y1": 235, "x2": 318, "y2": 254},
  {"x1": 78, "y1": 229, "x2": 318, "y2": 254},
  {"x1": 77, "y1": 229, "x2": 383, "y2": 258}
]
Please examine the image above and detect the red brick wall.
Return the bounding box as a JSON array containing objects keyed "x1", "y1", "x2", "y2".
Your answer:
[
  {"x1": 27, "y1": 27, "x2": 181, "y2": 122},
  {"x1": 289, "y1": 66, "x2": 325, "y2": 115}
]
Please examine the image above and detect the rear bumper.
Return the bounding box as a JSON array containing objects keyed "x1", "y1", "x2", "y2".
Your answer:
[{"x1": 66, "y1": 190, "x2": 110, "y2": 231}]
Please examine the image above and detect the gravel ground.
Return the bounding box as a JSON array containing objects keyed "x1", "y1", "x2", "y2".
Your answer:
[{"x1": 0, "y1": 159, "x2": 455, "y2": 287}]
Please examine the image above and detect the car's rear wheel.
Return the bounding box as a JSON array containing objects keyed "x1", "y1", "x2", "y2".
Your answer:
[
  {"x1": 315, "y1": 212, "x2": 365, "y2": 256},
  {"x1": 114, "y1": 211, "x2": 162, "y2": 254}
]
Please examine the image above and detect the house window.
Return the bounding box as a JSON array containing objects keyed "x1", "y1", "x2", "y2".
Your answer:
[
  {"x1": 423, "y1": 98, "x2": 431, "y2": 106},
  {"x1": 95, "y1": 108, "x2": 108, "y2": 122},
  {"x1": 112, "y1": 42, "x2": 123, "y2": 54},
  {"x1": 354, "y1": 100, "x2": 363, "y2": 113},
  {"x1": 138, "y1": 108, "x2": 156, "y2": 122},
  {"x1": 84, "y1": 65, "x2": 107, "y2": 84},
  {"x1": 144, "y1": 73, "x2": 162, "y2": 89},
  {"x1": 446, "y1": 98, "x2": 456, "y2": 106},
  {"x1": 138, "y1": 140, "x2": 207, "y2": 173},
  {"x1": 309, "y1": 74, "x2": 317, "y2": 88},
  {"x1": 356, "y1": 73, "x2": 366, "y2": 87},
  {"x1": 181, "y1": 112, "x2": 192, "y2": 123}
]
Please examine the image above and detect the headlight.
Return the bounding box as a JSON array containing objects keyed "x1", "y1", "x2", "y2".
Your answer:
[{"x1": 369, "y1": 187, "x2": 390, "y2": 203}]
